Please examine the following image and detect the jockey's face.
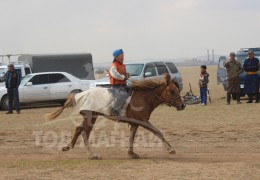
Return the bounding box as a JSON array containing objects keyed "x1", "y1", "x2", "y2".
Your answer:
[{"x1": 115, "y1": 54, "x2": 124, "y2": 63}]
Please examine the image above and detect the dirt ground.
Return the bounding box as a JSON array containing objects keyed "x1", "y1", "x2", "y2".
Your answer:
[{"x1": 0, "y1": 66, "x2": 260, "y2": 180}]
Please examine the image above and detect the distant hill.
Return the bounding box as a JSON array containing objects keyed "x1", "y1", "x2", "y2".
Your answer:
[{"x1": 93, "y1": 54, "x2": 222, "y2": 69}]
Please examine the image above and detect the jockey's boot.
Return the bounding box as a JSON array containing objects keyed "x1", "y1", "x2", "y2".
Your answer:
[{"x1": 112, "y1": 109, "x2": 120, "y2": 117}]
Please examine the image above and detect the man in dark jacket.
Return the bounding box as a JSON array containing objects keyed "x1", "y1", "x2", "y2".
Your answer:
[
  {"x1": 5, "y1": 64, "x2": 21, "y2": 114},
  {"x1": 224, "y1": 52, "x2": 244, "y2": 105},
  {"x1": 243, "y1": 51, "x2": 260, "y2": 103}
]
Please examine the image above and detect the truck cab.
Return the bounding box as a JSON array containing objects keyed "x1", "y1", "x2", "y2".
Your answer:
[
  {"x1": 0, "y1": 62, "x2": 32, "y2": 82},
  {"x1": 217, "y1": 48, "x2": 260, "y2": 96}
]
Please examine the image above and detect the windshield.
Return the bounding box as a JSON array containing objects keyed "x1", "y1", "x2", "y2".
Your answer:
[
  {"x1": 20, "y1": 74, "x2": 33, "y2": 86},
  {"x1": 237, "y1": 55, "x2": 260, "y2": 65},
  {"x1": 65, "y1": 73, "x2": 80, "y2": 81},
  {"x1": 126, "y1": 64, "x2": 144, "y2": 76}
]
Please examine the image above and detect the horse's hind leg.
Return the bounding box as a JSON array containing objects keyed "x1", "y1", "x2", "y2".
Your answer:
[
  {"x1": 81, "y1": 111, "x2": 99, "y2": 159},
  {"x1": 62, "y1": 124, "x2": 84, "y2": 151},
  {"x1": 128, "y1": 124, "x2": 140, "y2": 159},
  {"x1": 145, "y1": 122, "x2": 176, "y2": 154}
]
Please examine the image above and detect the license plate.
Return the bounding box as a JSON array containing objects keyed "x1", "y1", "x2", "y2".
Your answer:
[{"x1": 240, "y1": 84, "x2": 244, "y2": 88}]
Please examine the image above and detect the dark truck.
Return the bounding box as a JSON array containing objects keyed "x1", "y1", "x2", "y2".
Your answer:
[
  {"x1": 217, "y1": 48, "x2": 260, "y2": 97},
  {"x1": 18, "y1": 53, "x2": 95, "y2": 80}
]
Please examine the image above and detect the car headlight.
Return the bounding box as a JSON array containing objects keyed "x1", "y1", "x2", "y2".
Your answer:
[{"x1": 90, "y1": 83, "x2": 96, "y2": 88}]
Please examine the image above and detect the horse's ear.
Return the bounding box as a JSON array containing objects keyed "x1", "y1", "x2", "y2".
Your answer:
[{"x1": 164, "y1": 73, "x2": 171, "y2": 85}]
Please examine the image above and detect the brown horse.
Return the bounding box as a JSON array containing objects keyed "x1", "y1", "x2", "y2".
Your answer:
[{"x1": 46, "y1": 74, "x2": 185, "y2": 159}]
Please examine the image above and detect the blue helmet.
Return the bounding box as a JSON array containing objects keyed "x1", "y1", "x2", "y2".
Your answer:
[{"x1": 113, "y1": 49, "x2": 124, "y2": 58}]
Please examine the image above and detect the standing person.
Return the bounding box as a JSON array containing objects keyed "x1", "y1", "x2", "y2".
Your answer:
[
  {"x1": 5, "y1": 64, "x2": 21, "y2": 114},
  {"x1": 243, "y1": 51, "x2": 260, "y2": 103},
  {"x1": 224, "y1": 52, "x2": 244, "y2": 105},
  {"x1": 109, "y1": 49, "x2": 130, "y2": 116},
  {"x1": 199, "y1": 65, "x2": 209, "y2": 106}
]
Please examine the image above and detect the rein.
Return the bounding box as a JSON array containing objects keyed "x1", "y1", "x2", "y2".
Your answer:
[
  {"x1": 132, "y1": 84, "x2": 182, "y2": 107},
  {"x1": 152, "y1": 93, "x2": 182, "y2": 107}
]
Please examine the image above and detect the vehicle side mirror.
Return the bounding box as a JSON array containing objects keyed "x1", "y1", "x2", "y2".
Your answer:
[
  {"x1": 144, "y1": 72, "x2": 152, "y2": 77},
  {"x1": 26, "y1": 82, "x2": 33, "y2": 86}
]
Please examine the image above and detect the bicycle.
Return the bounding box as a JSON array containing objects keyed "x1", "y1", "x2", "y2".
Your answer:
[{"x1": 183, "y1": 83, "x2": 201, "y2": 105}]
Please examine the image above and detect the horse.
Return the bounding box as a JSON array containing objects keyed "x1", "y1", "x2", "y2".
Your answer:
[{"x1": 46, "y1": 73, "x2": 186, "y2": 159}]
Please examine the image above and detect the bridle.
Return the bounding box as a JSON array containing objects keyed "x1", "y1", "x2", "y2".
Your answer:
[
  {"x1": 153, "y1": 93, "x2": 183, "y2": 107},
  {"x1": 132, "y1": 82, "x2": 184, "y2": 107}
]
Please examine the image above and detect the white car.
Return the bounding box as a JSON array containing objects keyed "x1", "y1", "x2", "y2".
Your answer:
[{"x1": 0, "y1": 72, "x2": 93, "y2": 110}]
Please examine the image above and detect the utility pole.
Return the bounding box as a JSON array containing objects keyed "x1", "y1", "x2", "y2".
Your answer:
[
  {"x1": 7, "y1": 54, "x2": 11, "y2": 63},
  {"x1": 207, "y1": 49, "x2": 210, "y2": 62},
  {"x1": 212, "y1": 49, "x2": 215, "y2": 62}
]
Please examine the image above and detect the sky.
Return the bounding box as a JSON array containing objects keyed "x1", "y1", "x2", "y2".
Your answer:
[{"x1": 0, "y1": 0, "x2": 260, "y2": 63}]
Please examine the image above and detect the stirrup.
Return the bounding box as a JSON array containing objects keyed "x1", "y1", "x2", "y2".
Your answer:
[{"x1": 112, "y1": 109, "x2": 120, "y2": 116}]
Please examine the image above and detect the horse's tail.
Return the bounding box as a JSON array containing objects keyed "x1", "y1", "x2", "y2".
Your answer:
[{"x1": 45, "y1": 93, "x2": 77, "y2": 120}]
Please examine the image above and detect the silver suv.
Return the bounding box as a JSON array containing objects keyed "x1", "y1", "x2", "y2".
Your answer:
[{"x1": 91, "y1": 61, "x2": 183, "y2": 92}]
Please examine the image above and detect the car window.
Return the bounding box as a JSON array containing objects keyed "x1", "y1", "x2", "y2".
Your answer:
[
  {"x1": 237, "y1": 55, "x2": 260, "y2": 66},
  {"x1": 25, "y1": 67, "x2": 31, "y2": 75},
  {"x1": 218, "y1": 56, "x2": 227, "y2": 68},
  {"x1": 126, "y1": 64, "x2": 144, "y2": 76},
  {"x1": 49, "y1": 74, "x2": 71, "y2": 83},
  {"x1": 156, "y1": 64, "x2": 169, "y2": 75},
  {"x1": 29, "y1": 74, "x2": 49, "y2": 85},
  {"x1": 15, "y1": 69, "x2": 22, "y2": 78},
  {"x1": 144, "y1": 65, "x2": 157, "y2": 76},
  {"x1": 165, "y1": 63, "x2": 178, "y2": 73}
]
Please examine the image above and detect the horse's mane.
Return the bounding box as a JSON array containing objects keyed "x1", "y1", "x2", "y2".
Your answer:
[{"x1": 130, "y1": 75, "x2": 168, "y2": 91}]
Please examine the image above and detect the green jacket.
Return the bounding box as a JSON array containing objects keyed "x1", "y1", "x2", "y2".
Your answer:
[{"x1": 224, "y1": 60, "x2": 244, "y2": 79}]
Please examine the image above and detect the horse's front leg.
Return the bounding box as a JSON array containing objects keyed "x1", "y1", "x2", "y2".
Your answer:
[
  {"x1": 145, "y1": 122, "x2": 176, "y2": 154},
  {"x1": 62, "y1": 123, "x2": 84, "y2": 151},
  {"x1": 128, "y1": 124, "x2": 140, "y2": 159},
  {"x1": 81, "y1": 111, "x2": 99, "y2": 159}
]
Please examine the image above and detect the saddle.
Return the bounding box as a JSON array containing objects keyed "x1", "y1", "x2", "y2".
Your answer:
[{"x1": 74, "y1": 87, "x2": 132, "y2": 117}]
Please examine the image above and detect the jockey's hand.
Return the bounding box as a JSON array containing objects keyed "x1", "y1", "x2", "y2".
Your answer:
[{"x1": 126, "y1": 73, "x2": 131, "y2": 79}]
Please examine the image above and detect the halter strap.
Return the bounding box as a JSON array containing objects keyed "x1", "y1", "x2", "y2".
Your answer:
[{"x1": 153, "y1": 93, "x2": 182, "y2": 107}]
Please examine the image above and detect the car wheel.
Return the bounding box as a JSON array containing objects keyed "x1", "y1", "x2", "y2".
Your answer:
[{"x1": 1, "y1": 95, "x2": 9, "y2": 110}]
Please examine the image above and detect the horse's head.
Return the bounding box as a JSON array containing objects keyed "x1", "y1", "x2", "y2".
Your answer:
[{"x1": 161, "y1": 74, "x2": 186, "y2": 111}]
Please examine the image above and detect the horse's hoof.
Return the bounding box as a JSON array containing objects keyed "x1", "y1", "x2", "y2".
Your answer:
[
  {"x1": 89, "y1": 155, "x2": 102, "y2": 160},
  {"x1": 128, "y1": 152, "x2": 140, "y2": 159},
  {"x1": 168, "y1": 148, "x2": 176, "y2": 154},
  {"x1": 62, "y1": 146, "x2": 70, "y2": 152}
]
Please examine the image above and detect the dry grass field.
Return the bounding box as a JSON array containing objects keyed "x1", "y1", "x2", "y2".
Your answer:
[{"x1": 0, "y1": 66, "x2": 260, "y2": 180}]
